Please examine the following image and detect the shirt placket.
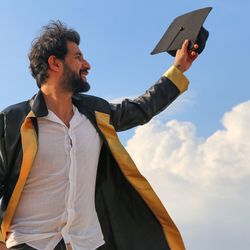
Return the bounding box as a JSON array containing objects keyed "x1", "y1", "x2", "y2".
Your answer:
[{"x1": 61, "y1": 125, "x2": 77, "y2": 244}]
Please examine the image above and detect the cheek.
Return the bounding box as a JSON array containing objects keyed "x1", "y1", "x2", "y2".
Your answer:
[
  {"x1": 69, "y1": 62, "x2": 81, "y2": 74},
  {"x1": 74, "y1": 63, "x2": 82, "y2": 72}
]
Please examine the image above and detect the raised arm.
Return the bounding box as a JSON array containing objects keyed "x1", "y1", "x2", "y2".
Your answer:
[{"x1": 110, "y1": 40, "x2": 198, "y2": 131}]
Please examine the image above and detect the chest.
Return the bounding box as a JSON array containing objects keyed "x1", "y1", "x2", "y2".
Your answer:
[{"x1": 26, "y1": 112, "x2": 102, "y2": 184}]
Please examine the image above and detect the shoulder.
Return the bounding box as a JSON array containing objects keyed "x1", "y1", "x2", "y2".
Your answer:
[
  {"x1": 2, "y1": 100, "x2": 29, "y2": 114},
  {"x1": 73, "y1": 93, "x2": 111, "y2": 114},
  {"x1": 1, "y1": 100, "x2": 31, "y2": 126}
]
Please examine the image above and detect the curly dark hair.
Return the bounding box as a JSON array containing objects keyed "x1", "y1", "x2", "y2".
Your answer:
[{"x1": 29, "y1": 21, "x2": 80, "y2": 88}]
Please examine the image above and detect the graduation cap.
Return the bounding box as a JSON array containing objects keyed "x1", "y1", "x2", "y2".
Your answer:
[{"x1": 151, "y1": 7, "x2": 212, "y2": 57}]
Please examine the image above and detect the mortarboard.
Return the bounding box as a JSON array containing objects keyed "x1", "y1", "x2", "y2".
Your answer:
[{"x1": 151, "y1": 7, "x2": 212, "y2": 57}]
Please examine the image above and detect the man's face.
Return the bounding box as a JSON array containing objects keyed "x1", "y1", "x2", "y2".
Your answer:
[{"x1": 60, "y1": 42, "x2": 91, "y2": 93}]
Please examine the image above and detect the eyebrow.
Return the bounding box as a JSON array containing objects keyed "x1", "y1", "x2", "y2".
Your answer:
[{"x1": 74, "y1": 52, "x2": 83, "y2": 57}]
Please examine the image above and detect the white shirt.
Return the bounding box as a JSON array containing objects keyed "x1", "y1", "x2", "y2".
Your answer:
[{"x1": 6, "y1": 106, "x2": 105, "y2": 250}]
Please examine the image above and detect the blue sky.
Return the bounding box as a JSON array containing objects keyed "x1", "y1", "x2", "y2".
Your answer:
[
  {"x1": 0, "y1": 1, "x2": 249, "y2": 138},
  {"x1": 1, "y1": 1, "x2": 249, "y2": 250}
]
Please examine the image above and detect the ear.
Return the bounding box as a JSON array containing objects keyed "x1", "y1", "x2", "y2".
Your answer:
[{"x1": 48, "y1": 55, "x2": 62, "y2": 72}]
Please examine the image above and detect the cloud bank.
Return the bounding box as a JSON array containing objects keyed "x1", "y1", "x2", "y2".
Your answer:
[{"x1": 126, "y1": 100, "x2": 250, "y2": 250}]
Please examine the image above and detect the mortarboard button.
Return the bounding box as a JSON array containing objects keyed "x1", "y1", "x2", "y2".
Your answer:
[{"x1": 151, "y1": 7, "x2": 212, "y2": 57}]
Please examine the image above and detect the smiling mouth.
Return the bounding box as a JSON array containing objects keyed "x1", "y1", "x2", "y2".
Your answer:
[
  {"x1": 80, "y1": 68, "x2": 88, "y2": 75},
  {"x1": 80, "y1": 69, "x2": 89, "y2": 80}
]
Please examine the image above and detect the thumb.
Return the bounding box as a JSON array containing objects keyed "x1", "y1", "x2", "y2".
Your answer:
[{"x1": 181, "y1": 39, "x2": 189, "y2": 52}]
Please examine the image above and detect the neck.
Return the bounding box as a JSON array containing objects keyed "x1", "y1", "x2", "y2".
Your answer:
[{"x1": 41, "y1": 84, "x2": 74, "y2": 128}]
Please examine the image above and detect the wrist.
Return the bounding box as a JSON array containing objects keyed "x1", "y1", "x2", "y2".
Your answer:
[{"x1": 173, "y1": 63, "x2": 185, "y2": 73}]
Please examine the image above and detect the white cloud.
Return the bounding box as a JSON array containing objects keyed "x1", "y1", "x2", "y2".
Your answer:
[{"x1": 125, "y1": 100, "x2": 250, "y2": 250}]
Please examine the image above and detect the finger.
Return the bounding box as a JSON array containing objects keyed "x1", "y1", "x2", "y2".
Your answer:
[
  {"x1": 191, "y1": 51, "x2": 197, "y2": 56},
  {"x1": 190, "y1": 51, "x2": 198, "y2": 61},
  {"x1": 181, "y1": 39, "x2": 189, "y2": 51},
  {"x1": 193, "y1": 43, "x2": 199, "y2": 50}
]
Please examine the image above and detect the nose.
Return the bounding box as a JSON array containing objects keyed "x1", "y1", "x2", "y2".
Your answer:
[{"x1": 83, "y1": 59, "x2": 91, "y2": 70}]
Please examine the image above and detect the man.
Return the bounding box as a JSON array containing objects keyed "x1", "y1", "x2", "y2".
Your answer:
[{"x1": 0, "y1": 21, "x2": 198, "y2": 250}]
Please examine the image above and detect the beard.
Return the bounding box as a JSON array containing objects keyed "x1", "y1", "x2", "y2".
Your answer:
[{"x1": 60, "y1": 63, "x2": 90, "y2": 94}]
